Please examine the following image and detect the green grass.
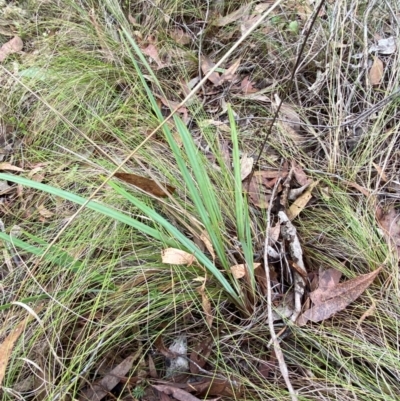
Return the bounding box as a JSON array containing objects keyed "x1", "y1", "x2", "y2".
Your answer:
[{"x1": 1, "y1": 0, "x2": 400, "y2": 400}]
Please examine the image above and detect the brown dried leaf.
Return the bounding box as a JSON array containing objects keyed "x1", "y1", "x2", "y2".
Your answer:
[
  {"x1": 200, "y1": 56, "x2": 221, "y2": 86},
  {"x1": 189, "y1": 339, "x2": 212, "y2": 374},
  {"x1": 185, "y1": 376, "x2": 240, "y2": 397},
  {"x1": 220, "y1": 58, "x2": 241, "y2": 84},
  {"x1": 148, "y1": 354, "x2": 158, "y2": 378},
  {"x1": 302, "y1": 267, "x2": 382, "y2": 323},
  {"x1": 214, "y1": 4, "x2": 252, "y2": 26},
  {"x1": 114, "y1": 172, "x2": 175, "y2": 197},
  {"x1": 247, "y1": 169, "x2": 287, "y2": 208},
  {"x1": 309, "y1": 268, "x2": 343, "y2": 306},
  {"x1": 293, "y1": 162, "x2": 310, "y2": 186},
  {"x1": 154, "y1": 336, "x2": 176, "y2": 359},
  {"x1": 152, "y1": 385, "x2": 202, "y2": 401},
  {"x1": 142, "y1": 44, "x2": 165, "y2": 69},
  {"x1": 0, "y1": 36, "x2": 23, "y2": 63},
  {"x1": 344, "y1": 180, "x2": 371, "y2": 197},
  {"x1": 258, "y1": 349, "x2": 277, "y2": 378},
  {"x1": 240, "y1": 76, "x2": 258, "y2": 94},
  {"x1": 79, "y1": 353, "x2": 139, "y2": 401},
  {"x1": 158, "y1": 96, "x2": 189, "y2": 121},
  {"x1": 376, "y1": 207, "x2": 400, "y2": 257},
  {"x1": 369, "y1": 56, "x2": 384, "y2": 85},
  {"x1": 162, "y1": 248, "x2": 197, "y2": 266}
]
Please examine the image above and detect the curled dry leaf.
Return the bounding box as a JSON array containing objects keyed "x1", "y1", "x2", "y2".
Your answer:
[
  {"x1": 162, "y1": 248, "x2": 197, "y2": 265},
  {"x1": 301, "y1": 267, "x2": 382, "y2": 323},
  {"x1": 0, "y1": 36, "x2": 23, "y2": 63},
  {"x1": 230, "y1": 263, "x2": 261, "y2": 279},
  {"x1": 369, "y1": 56, "x2": 384, "y2": 86}
]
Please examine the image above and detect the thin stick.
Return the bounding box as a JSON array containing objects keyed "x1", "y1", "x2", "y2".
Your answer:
[
  {"x1": 1, "y1": 0, "x2": 284, "y2": 267},
  {"x1": 264, "y1": 179, "x2": 298, "y2": 401}
]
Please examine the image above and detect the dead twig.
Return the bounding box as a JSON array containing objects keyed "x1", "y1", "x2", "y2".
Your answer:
[
  {"x1": 264, "y1": 179, "x2": 298, "y2": 401},
  {"x1": 278, "y1": 211, "x2": 307, "y2": 323}
]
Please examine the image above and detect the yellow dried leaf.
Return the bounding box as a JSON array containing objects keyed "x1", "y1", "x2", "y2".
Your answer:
[
  {"x1": 162, "y1": 248, "x2": 196, "y2": 265},
  {"x1": 287, "y1": 181, "x2": 318, "y2": 220},
  {"x1": 0, "y1": 316, "x2": 31, "y2": 385},
  {"x1": 240, "y1": 153, "x2": 254, "y2": 180},
  {"x1": 0, "y1": 162, "x2": 24, "y2": 172},
  {"x1": 37, "y1": 204, "x2": 54, "y2": 218},
  {"x1": 200, "y1": 231, "x2": 216, "y2": 262},
  {"x1": 231, "y1": 263, "x2": 261, "y2": 279},
  {"x1": 197, "y1": 286, "x2": 213, "y2": 327}
]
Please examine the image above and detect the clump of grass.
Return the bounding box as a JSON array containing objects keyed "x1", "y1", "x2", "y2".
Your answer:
[{"x1": 1, "y1": 0, "x2": 400, "y2": 400}]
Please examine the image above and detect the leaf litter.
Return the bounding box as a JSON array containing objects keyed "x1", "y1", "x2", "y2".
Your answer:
[
  {"x1": 300, "y1": 267, "x2": 382, "y2": 323},
  {"x1": 0, "y1": 36, "x2": 23, "y2": 62},
  {"x1": 114, "y1": 172, "x2": 175, "y2": 197}
]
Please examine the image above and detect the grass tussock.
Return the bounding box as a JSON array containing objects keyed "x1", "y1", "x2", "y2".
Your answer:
[{"x1": 1, "y1": 1, "x2": 400, "y2": 400}]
